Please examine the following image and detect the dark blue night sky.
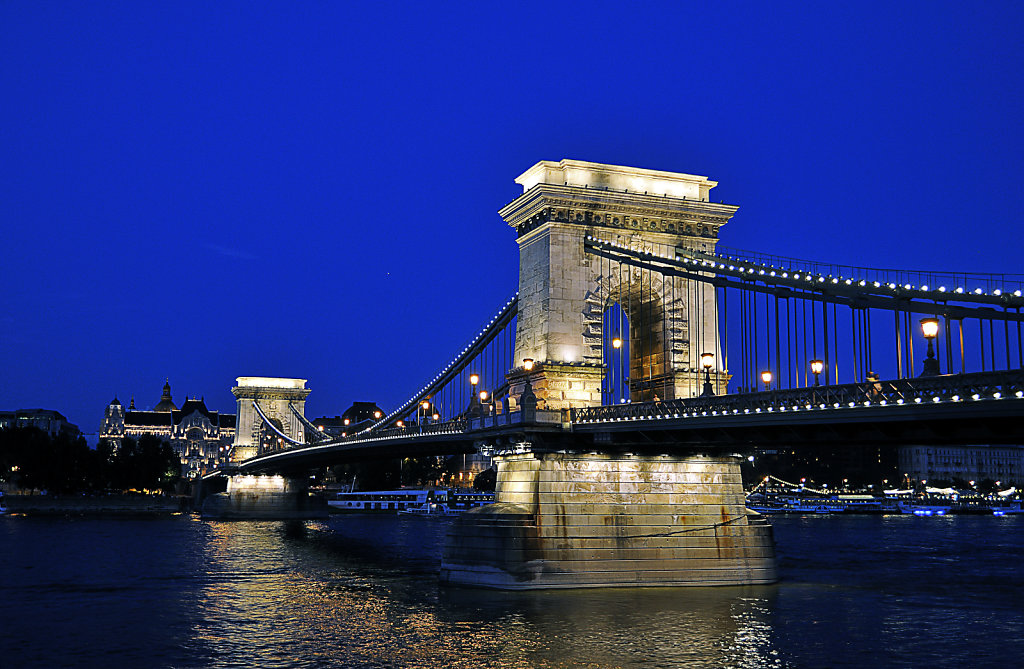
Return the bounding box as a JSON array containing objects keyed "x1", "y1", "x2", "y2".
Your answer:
[{"x1": 2, "y1": 2, "x2": 1022, "y2": 435}]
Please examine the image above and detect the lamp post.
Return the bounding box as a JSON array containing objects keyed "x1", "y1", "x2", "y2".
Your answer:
[
  {"x1": 810, "y1": 359, "x2": 824, "y2": 387},
  {"x1": 920, "y1": 317, "x2": 940, "y2": 376},
  {"x1": 469, "y1": 373, "x2": 480, "y2": 416},
  {"x1": 520, "y1": 358, "x2": 538, "y2": 417},
  {"x1": 613, "y1": 337, "x2": 623, "y2": 403},
  {"x1": 700, "y1": 352, "x2": 715, "y2": 397},
  {"x1": 420, "y1": 400, "x2": 430, "y2": 432},
  {"x1": 761, "y1": 370, "x2": 773, "y2": 392}
]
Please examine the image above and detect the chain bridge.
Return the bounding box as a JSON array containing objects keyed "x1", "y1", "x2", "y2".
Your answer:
[{"x1": 206, "y1": 159, "x2": 1024, "y2": 590}]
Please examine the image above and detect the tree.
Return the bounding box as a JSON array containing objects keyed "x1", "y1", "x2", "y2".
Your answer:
[
  {"x1": 473, "y1": 467, "x2": 496, "y2": 491},
  {"x1": 109, "y1": 435, "x2": 180, "y2": 492},
  {"x1": 0, "y1": 426, "x2": 97, "y2": 493},
  {"x1": 403, "y1": 455, "x2": 447, "y2": 487}
]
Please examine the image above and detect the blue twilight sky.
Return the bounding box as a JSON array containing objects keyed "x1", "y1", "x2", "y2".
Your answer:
[{"x1": 2, "y1": 2, "x2": 1022, "y2": 435}]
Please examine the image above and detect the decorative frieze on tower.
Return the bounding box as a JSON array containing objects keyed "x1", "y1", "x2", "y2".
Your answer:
[
  {"x1": 500, "y1": 159, "x2": 738, "y2": 410},
  {"x1": 231, "y1": 377, "x2": 311, "y2": 462}
]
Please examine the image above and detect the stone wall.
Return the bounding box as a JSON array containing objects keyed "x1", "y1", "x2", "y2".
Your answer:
[{"x1": 441, "y1": 452, "x2": 777, "y2": 589}]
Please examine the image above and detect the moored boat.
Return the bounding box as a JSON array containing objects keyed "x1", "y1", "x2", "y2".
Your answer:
[
  {"x1": 328, "y1": 489, "x2": 431, "y2": 514},
  {"x1": 397, "y1": 502, "x2": 459, "y2": 517}
]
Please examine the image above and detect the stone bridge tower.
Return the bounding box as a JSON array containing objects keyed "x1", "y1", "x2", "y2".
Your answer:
[
  {"x1": 500, "y1": 159, "x2": 738, "y2": 410},
  {"x1": 230, "y1": 377, "x2": 311, "y2": 462}
]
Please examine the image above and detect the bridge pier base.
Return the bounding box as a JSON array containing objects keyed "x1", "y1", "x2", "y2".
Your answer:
[
  {"x1": 200, "y1": 474, "x2": 328, "y2": 520},
  {"x1": 440, "y1": 452, "x2": 776, "y2": 589}
]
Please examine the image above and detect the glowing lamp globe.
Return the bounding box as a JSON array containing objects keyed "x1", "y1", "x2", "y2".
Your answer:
[{"x1": 920, "y1": 317, "x2": 939, "y2": 339}]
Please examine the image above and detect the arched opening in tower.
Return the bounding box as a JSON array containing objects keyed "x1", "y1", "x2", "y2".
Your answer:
[
  {"x1": 601, "y1": 278, "x2": 668, "y2": 404},
  {"x1": 602, "y1": 302, "x2": 631, "y2": 404}
]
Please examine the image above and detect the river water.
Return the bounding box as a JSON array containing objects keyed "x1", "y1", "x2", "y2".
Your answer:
[{"x1": 1, "y1": 513, "x2": 1022, "y2": 668}]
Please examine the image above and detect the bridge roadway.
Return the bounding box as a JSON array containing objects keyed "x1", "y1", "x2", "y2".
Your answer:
[{"x1": 225, "y1": 368, "x2": 1024, "y2": 475}]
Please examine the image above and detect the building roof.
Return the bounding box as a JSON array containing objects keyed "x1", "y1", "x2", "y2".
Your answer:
[
  {"x1": 125, "y1": 411, "x2": 173, "y2": 427},
  {"x1": 342, "y1": 401, "x2": 384, "y2": 423},
  {"x1": 178, "y1": 398, "x2": 213, "y2": 421},
  {"x1": 123, "y1": 401, "x2": 236, "y2": 429}
]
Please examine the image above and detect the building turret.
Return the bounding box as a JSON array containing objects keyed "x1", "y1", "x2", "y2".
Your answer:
[
  {"x1": 154, "y1": 380, "x2": 178, "y2": 412},
  {"x1": 100, "y1": 397, "x2": 126, "y2": 449}
]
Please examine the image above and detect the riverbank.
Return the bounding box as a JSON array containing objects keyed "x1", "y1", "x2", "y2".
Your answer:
[{"x1": 3, "y1": 493, "x2": 187, "y2": 516}]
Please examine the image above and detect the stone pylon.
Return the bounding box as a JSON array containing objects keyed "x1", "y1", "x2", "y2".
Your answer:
[
  {"x1": 230, "y1": 377, "x2": 311, "y2": 462},
  {"x1": 500, "y1": 160, "x2": 737, "y2": 410}
]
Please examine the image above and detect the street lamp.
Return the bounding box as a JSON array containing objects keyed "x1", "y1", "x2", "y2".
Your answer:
[
  {"x1": 810, "y1": 359, "x2": 824, "y2": 386},
  {"x1": 761, "y1": 370, "x2": 773, "y2": 391},
  {"x1": 520, "y1": 358, "x2": 538, "y2": 414},
  {"x1": 920, "y1": 317, "x2": 940, "y2": 376},
  {"x1": 612, "y1": 337, "x2": 623, "y2": 349},
  {"x1": 700, "y1": 352, "x2": 715, "y2": 397}
]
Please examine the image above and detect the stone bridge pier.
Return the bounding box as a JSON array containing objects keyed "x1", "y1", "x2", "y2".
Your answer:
[{"x1": 441, "y1": 450, "x2": 776, "y2": 589}]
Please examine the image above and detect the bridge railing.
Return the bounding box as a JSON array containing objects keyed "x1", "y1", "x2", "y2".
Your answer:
[
  {"x1": 570, "y1": 369, "x2": 1024, "y2": 424},
  {"x1": 713, "y1": 245, "x2": 1024, "y2": 294}
]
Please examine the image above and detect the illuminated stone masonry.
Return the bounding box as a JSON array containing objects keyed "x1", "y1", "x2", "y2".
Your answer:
[
  {"x1": 231, "y1": 377, "x2": 311, "y2": 462},
  {"x1": 501, "y1": 159, "x2": 736, "y2": 410},
  {"x1": 441, "y1": 451, "x2": 777, "y2": 589}
]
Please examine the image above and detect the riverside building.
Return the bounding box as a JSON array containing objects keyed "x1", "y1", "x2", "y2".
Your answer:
[
  {"x1": 100, "y1": 381, "x2": 236, "y2": 477},
  {"x1": 0, "y1": 409, "x2": 80, "y2": 438}
]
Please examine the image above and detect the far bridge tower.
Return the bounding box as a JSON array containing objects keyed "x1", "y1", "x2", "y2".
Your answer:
[{"x1": 230, "y1": 377, "x2": 311, "y2": 462}]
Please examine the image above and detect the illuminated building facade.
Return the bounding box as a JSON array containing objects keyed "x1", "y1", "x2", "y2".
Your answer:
[
  {"x1": 100, "y1": 381, "x2": 236, "y2": 477},
  {"x1": 899, "y1": 445, "x2": 1024, "y2": 486}
]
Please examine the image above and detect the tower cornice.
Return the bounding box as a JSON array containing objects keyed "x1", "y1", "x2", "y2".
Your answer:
[{"x1": 500, "y1": 183, "x2": 738, "y2": 241}]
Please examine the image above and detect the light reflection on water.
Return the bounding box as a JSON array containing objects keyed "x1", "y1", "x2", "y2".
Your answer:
[
  {"x1": 184, "y1": 517, "x2": 782, "y2": 668},
  {"x1": 2, "y1": 514, "x2": 1023, "y2": 667}
]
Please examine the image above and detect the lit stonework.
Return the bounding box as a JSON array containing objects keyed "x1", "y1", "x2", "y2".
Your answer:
[
  {"x1": 500, "y1": 159, "x2": 737, "y2": 410},
  {"x1": 231, "y1": 377, "x2": 311, "y2": 462}
]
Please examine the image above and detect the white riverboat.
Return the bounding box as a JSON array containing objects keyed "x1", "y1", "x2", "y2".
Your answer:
[
  {"x1": 327, "y1": 489, "x2": 431, "y2": 514},
  {"x1": 327, "y1": 489, "x2": 495, "y2": 515}
]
